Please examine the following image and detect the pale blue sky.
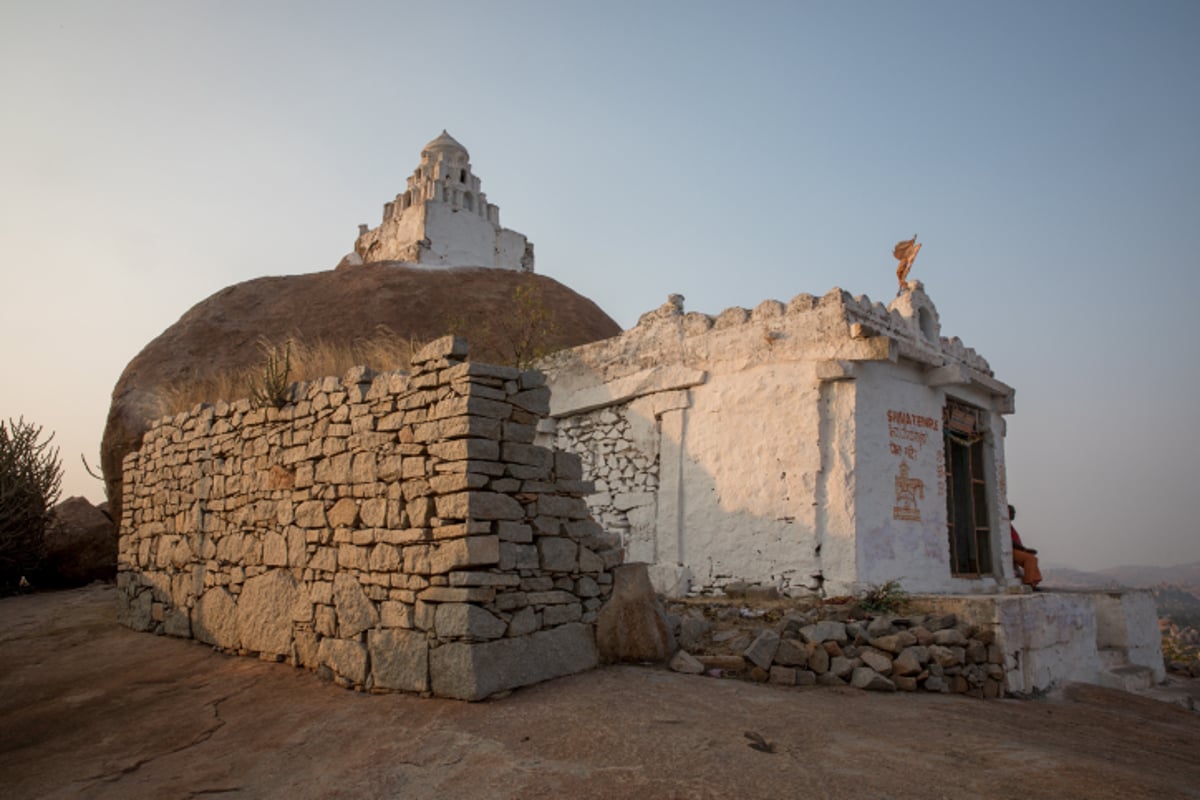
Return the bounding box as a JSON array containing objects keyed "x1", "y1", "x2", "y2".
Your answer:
[{"x1": 1, "y1": 1, "x2": 1197, "y2": 571}]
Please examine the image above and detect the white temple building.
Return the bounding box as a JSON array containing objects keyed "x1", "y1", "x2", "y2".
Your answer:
[{"x1": 352, "y1": 131, "x2": 534, "y2": 271}]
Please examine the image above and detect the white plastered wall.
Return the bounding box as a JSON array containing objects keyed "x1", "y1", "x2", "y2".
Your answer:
[
  {"x1": 423, "y1": 202, "x2": 498, "y2": 268},
  {"x1": 540, "y1": 286, "x2": 1016, "y2": 598},
  {"x1": 671, "y1": 363, "x2": 826, "y2": 596},
  {"x1": 850, "y1": 363, "x2": 1019, "y2": 595}
]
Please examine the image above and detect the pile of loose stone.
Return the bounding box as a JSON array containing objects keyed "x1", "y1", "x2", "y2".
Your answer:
[{"x1": 665, "y1": 597, "x2": 1007, "y2": 698}]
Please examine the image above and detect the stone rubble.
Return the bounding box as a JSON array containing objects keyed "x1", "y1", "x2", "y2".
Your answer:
[
  {"x1": 665, "y1": 598, "x2": 1007, "y2": 698},
  {"x1": 116, "y1": 336, "x2": 622, "y2": 700}
]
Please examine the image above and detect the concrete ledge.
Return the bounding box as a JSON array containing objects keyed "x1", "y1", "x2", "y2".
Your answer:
[
  {"x1": 922, "y1": 589, "x2": 1164, "y2": 695},
  {"x1": 548, "y1": 366, "x2": 707, "y2": 418}
]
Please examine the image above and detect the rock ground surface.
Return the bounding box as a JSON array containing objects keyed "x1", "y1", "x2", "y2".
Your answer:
[{"x1": 2, "y1": 584, "x2": 1199, "y2": 800}]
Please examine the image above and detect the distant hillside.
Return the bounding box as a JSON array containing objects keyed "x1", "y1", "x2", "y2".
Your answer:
[
  {"x1": 1044, "y1": 562, "x2": 1200, "y2": 631},
  {"x1": 1045, "y1": 561, "x2": 1200, "y2": 591},
  {"x1": 1153, "y1": 586, "x2": 1200, "y2": 631}
]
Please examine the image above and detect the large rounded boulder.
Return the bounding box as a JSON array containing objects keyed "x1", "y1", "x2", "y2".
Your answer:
[
  {"x1": 102, "y1": 263, "x2": 621, "y2": 521},
  {"x1": 44, "y1": 496, "x2": 117, "y2": 586}
]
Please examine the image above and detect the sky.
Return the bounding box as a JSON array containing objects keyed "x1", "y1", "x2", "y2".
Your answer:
[{"x1": 1, "y1": 1, "x2": 1197, "y2": 572}]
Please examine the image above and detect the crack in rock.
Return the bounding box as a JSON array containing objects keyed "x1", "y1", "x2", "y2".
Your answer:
[{"x1": 76, "y1": 681, "x2": 258, "y2": 789}]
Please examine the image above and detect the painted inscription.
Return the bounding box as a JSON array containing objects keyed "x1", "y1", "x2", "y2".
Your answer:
[
  {"x1": 893, "y1": 461, "x2": 925, "y2": 521},
  {"x1": 888, "y1": 410, "x2": 938, "y2": 521}
]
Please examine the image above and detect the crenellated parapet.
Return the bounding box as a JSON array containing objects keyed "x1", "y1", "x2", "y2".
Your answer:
[{"x1": 618, "y1": 282, "x2": 993, "y2": 378}]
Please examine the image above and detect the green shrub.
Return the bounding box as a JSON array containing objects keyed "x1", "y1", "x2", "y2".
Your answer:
[
  {"x1": 248, "y1": 341, "x2": 293, "y2": 410},
  {"x1": 0, "y1": 417, "x2": 63, "y2": 589},
  {"x1": 858, "y1": 580, "x2": 910, "y2": 614}
]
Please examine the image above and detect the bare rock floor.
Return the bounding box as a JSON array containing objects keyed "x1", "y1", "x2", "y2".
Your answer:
[{"x1": 2, "y1": 584, "x2": 1198, "y2": 800}]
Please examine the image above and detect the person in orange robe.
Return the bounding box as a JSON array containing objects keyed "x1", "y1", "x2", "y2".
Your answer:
[{"x1": 1009, "y1": 504, "x2": 1042, "y2": 589}]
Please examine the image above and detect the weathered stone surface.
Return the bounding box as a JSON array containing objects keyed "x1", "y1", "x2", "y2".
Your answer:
[
  {"x1": 436, "y1": 492, "x2": 525, "y2": 522},
  {"x1": 506, "y1": 606, "x2": 539, "y2": 637},
  {"x1": 413, "y1": 334, "x2": 468, "y2": 365},
  {"x1": 327, "y1": 498, "x2": 359, "y2": 528},
  {"x1": 406, "y1": 537, "x2": 500, "y2": 575},
  {"x1": 595, "y1": 564, "x2": 675, "y2": 664},
  {"x1": 698, "y1": 654, "x2": 747, "y2": 672},
  {"x1": 538, "y1": 537, "x2": 578, "y2": 573},
  {"x1": 44, "y1": 497, "x2": 116, "y2": 585},
  {"x1": 318, "y1": 638, "x2": 368, "y2": 685},
  {"x1": 380, "y1": 601, "x2": 412, "y2": 628},
  {"x1": 294, "y1": 501, "x2": 327, "y2": 528},
  {"x1": 237, "y1": 570, "x2": 299, "y2": 657},
  {"x1": 859, "y1": 647, "x2": 893, "y2": 675},
  {"x1": 851, "y1": 667, "x2": 896, "y2": 692},
  {"x1": 932, "y1": 629, "x2": 967, "y2": 647},
  {"x1": 262, "y1": 532, "x2": 287, "y2": 567},
  {"x1": 773, "y1": 638, "x2": 809, "y2": 667},
  {"x1": 543, "y1": 602, "x2": 582, "y2": 626},
  {"x1": 893, "y1": 646, "x2": 926, "y2": 677},
  {"x1": 435, "y1": 603, "x2": 507, "y2": 640},
  {"x1": 965, "y1": 639, "x2": 988, "y2": 664},
  {"x1": 926, "y1": 614, "x2": 957, "y2": 631},
  {"x1": 870, "y1": 631, "x2": 916, "y2": 654},
  {"x1": 801, "y1": 621, "x2": 847, "y2": 645},
  {"x1": 429, "y1": 438, "x2": 500, "y2": 462},
  {"x1": 678, "y1": 614, "x2": 712, "y2": 649},
  {"x1": 420, "y1": 586, "x2": 496, "y2": 603},
  {"x1": 743, "y1": 630, "x2": 781, "y2": 670},
  {"x1": 830, "y1": 655, "x2": 858, "y2": 680},
  {"x1": 117, "y1": 589, "x2": 154, "y2": 632},
  {"x1": 333, "y1": 574, "x2": 379, "y2": 638},
  {"x1": 193, "y1": 587, "x2": 239, "y2": 648},
  {"x1": 808, "y1": 643, "x2": 830, "y2": 674},
  {"x1": 429, "y1": 622, "x2": 598, "y2": 700},
  {"x1": 866, "y1": 616, "x2": 896, "y2": 638},
  {"x1": 669, "y1": 649, "x2": 705, "y2": 675},
  {"x1": 163, "y1": 608, "x2": 191, "y2": 638},
  {"x1": 929, "y1": 644, "x2": 963, "y2": 668},
  {"x1": 368, "y1": 629, "x2": 428, "y2": 692}
]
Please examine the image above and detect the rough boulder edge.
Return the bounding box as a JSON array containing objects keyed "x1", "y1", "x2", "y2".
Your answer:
[{"x1": 430, "y1": 622, "x2": 599, "y2": 701}]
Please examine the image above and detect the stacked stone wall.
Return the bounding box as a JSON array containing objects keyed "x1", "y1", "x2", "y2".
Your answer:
[
  {"x1": 116, "y1": 336, "x2": 620, "y2": 700},
  {"x1": 552, "y1": 405, "x2": 659, "y2": 555},
  {"x1": 668, "y1": 601, "x2": 1007, "y2": 696}
]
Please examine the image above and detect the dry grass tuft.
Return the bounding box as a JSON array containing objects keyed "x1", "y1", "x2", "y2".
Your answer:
[{"x1": 157, "y1": 326, "x2": 423, "y2": 417}]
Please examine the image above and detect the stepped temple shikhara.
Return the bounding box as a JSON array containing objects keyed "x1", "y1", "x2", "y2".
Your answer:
[{"x1": 351, "y1": 130, "x2": 534, "y2": 272}]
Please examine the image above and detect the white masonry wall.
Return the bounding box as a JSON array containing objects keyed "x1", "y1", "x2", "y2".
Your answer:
[
  {"x1": 352, "y1": 133, "x2": 534, "y2": 271},
  {"x1": 851, "y1": 362, "x2": 1018, "y2": 594},
  {"x1": 539, "y1": 284, "x2": 1017, "y2": 599}
]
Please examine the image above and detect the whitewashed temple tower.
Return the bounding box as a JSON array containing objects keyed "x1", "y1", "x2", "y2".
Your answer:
[{"x1": 353, "y1": 131, "x2": 535, "y2": 271}]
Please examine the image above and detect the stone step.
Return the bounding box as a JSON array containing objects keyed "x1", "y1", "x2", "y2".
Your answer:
[
  {"x1": 1098, "y1": 647, "x2": 1128, "y2": 669},
  {"x1": 1097, "y1": 664, "x2": 1157, "y2": 693}
]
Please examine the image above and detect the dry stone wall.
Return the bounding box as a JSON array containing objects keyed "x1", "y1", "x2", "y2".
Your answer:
[
  {"x1": 667, "y1": 600, "x2": 1007, "y2": 697},
  {"x1": 552, "y1": 404, "x2": 659, "y2": 560},
  {"x1": 116, "y1": 336, "x2": 621, "y2": 700}
]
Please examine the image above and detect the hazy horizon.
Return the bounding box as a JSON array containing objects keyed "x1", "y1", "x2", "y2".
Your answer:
[{"x1": 2, "y1": 1, "x2": 1197, "y2": 572}]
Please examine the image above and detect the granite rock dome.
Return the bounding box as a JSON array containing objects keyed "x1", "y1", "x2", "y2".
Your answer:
[{"x1": 101, "y1": 262, "x2": 621, "y2": 520}]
